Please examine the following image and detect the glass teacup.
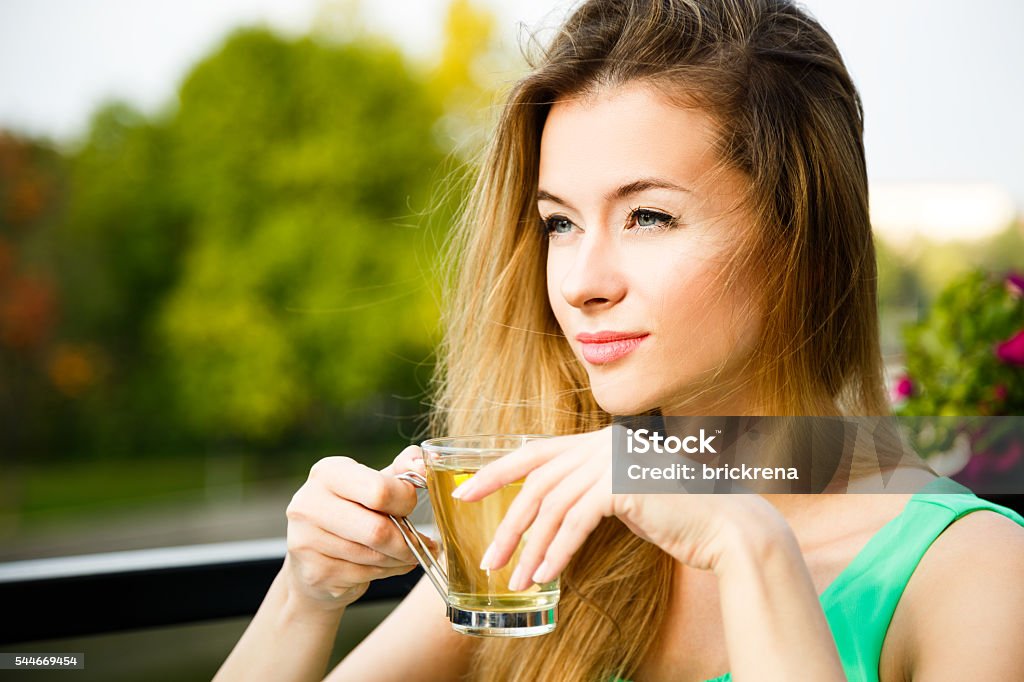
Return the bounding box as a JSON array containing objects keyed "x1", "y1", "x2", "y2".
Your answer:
[{"x1": 389, "y1": 434, "x2": 559, "y2": 637}]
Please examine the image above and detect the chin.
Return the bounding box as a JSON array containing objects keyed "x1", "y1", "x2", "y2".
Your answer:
[{"x1": 590, "y1": 386, "x2": 659, "y2": 416}]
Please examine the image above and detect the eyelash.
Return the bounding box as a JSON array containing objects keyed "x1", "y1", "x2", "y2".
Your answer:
[{"x1": 539, "y1": 207, "x2": 680, "y2": 238}]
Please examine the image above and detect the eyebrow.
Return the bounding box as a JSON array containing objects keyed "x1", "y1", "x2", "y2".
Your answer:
[{"x1": 536, "y1": 177, "x2": 691, "y2": 208}]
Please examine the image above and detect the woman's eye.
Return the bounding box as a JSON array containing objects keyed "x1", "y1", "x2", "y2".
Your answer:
[
  {"x1": 629, "y1": 208, "x2": 677, "y2": 230},
  {"x1": 543, "y1": 216, "x2": 574, "y2": 236},
  {"x1": 541, "y1": 210, "x2": 678, "y2": 237}
]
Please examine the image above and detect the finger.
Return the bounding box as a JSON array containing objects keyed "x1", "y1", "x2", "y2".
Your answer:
[
  {"x1": 309, "y1": 492, "x2": 424, "y2": 563},
  {"x1": 416, "y1": 530, "x2": 441, "y2": 557},
  {"x1": 297, "y1": 552, "x2": 419, "y2": 591},
  {"x1": 505, "y1": 460, "x2": 601, "y2": 590},
  {"x1": 527, "y1": 480, "x2": 608, "y2": 585},
  {"x1": 480, "y1": 447, "x2": 588, "y2": 571},
  {"x1": 381, "y1": 444, "x2": 427, "y2": 478},
  {"x1": 452, "y1": 436, "x2": 574, "y2": 502},
  {"x1": 316, "y1": 455, "x2": 419, "y2": 517},
  {"x1": 290, "y1": 524, "x2": 414, "y2": 568}
]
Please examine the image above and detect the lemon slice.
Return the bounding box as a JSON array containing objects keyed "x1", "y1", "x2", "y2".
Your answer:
[{"x1": 452, "y1": 472, "x2": 525, "y2": 490}]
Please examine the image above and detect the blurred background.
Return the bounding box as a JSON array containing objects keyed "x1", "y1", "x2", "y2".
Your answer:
[{"x1": 0, "y1": 0, "x2": 1022, "y2": 678}]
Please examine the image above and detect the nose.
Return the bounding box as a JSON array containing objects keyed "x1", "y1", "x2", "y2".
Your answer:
[{"x1": 558, "y1": 232, "x2": 628, "y2": 309}]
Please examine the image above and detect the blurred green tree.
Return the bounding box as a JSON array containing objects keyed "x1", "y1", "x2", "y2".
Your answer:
[
  {"x1": 51, "y1": 103, "x2": 190, "y2": 457},
  {"x1": 3, "y1": 1, "x2": 507, "y2": 467},
  {"x1": 156, "y1": 26, "x2": 449, "y2": 446},
  {"x1": 0, "y1": 132, "x2": 63, "y2": 470}
]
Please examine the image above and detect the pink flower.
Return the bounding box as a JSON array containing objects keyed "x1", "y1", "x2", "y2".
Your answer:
[
  {"x1": 994, "y1": 384, "x2": 1009, "y2": 401},
  {"x1": 956, "y1": 439, "x2": 1023, "y2": 487},
  {"x1": 995, "y1": 328, "x2": 1024, "y2": 366},
  {"x1": 892, "y1": 374, "x2": 913, "y2": 400},
  {"x1": 888, "y1": 372, "x2": 913, "y2": 403},
  {"x1": 1006, "y1": 271, "x2": 1024, "y2": 298}
]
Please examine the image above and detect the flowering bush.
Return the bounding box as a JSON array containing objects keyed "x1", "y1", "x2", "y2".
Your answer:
[
  {"x1": 895, "y1": 268, "x2": 1024, "y2": 416},
  {"x1": 892, "y1": 268, "x2": 1024, "y2": 485}
]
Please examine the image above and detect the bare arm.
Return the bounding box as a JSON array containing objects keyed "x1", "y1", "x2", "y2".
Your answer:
[
  {"x1": 715, "y1": 503, "x2": 846, "y2": 682},
  {"x1": 904, "y1": 511, "x2": 1024, "y2": 680},
  {"x1": 214, "y1": 447, "x2": 439, "y2": 681},
  {"x1": 325, "y1": 573, "x2": 478, "y2": 682},
  {"x1": 213, "y1": 555, "x2": 354, "y2": 682}
]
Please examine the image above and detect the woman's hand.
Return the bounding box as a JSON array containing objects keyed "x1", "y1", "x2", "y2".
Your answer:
[
  {"x1": 450, "y1": 426, "x2": 790, "y2": 591},
  {"x1": 283, "y1": 446, "x2": 438, "y2": 612}
]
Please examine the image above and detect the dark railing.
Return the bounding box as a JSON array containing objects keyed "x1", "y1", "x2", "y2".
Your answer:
[
  {"x1": 0, "y1": 538, "x2": 422, "y2": 645},
  {"x1": 2, "y1": 494, "x2": 1020, "y2": 645}
]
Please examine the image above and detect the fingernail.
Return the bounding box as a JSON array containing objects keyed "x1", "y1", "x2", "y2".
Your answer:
[
  {"x1": 479, "y1": 543, "x2": 496, "y2": 570},
  {"x1": 452, "y1": 481, "x2": 473, "y2": 499},
  {"x1": 509, "y1": 564, "x2": 526, "y2": 592},
  {"x1": 531, "y1": 560, "x2": 551, "y2": 584}
]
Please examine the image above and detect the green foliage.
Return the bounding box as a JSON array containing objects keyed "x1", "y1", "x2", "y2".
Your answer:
[
  {"x1": 874, "y1": 236, "x2": 924, "y2": 309},
  {"x1": 881, "y1": 224, "x2": 1024, "y2": 308},
  {"x1": 897, "y1": 268, "x2": 1024, "y2": 417},
  {"x1": 0, "y1": 11, "x2": 504, "y2": 462},
  {"x1": 59, "y1": 103, "x2": 187, "y2": 342},
  {"x1": 153, "y1": 27, "x2": 448, "y2": 442},
  {"x1": 0, "y1": 132, "x2": 66, "y2": 460}
]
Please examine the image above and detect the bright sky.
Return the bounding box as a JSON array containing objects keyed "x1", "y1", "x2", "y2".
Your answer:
[{"x1": 2, "y1": 0, "x2": 1023, "y2": 216}]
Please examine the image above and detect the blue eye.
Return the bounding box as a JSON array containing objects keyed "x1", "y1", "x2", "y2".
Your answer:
[
  {"x1": 540, "y1": 209, "x2": 680, "y2": 238},
  {"x1": 542, "y1": 215, "x2": 574, "y2": 236},
  {"x1": 629, "y1": 208, "x2": 677, "y2": 231}
]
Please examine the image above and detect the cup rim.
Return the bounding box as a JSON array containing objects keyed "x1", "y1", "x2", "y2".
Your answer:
[{"x1": 419, "y1": 433, "x2": 554, "y2": 454}]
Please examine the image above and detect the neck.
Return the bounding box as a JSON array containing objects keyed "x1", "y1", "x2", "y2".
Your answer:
[
  {"x1": 660, "y1": 379, "x2": 841, "y2": 418},
  {"x1": 659, "y1": 383, "x2": 760, "y2": 417},
  {"x1": 759, "y1": 491, "x2": 828, "y2": 520},
  {"x1": 761, "y1": 464, "x2": 942, "y2": 533}
]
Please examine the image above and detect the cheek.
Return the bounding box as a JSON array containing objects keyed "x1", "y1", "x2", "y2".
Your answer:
[
  {"x1": 635, "y1": 243, "x2": 710, "y2": 310},
  {"x1": 546, "y1": 252, "x2": 568, "y2": 323},
  {"x1": 653, "y1": 260, "x2": 743, "y2": 349},
  {"x1": 654, "y1": 269, "x2": 709, "y2": 329}
]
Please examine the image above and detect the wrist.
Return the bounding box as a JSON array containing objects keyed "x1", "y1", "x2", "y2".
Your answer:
[
  {"x1": 712, "y1": 497, "x2": 800, "y2": 578},
  {"x1": 279, "y1": 556, "x2": 354, "y2": 625}
]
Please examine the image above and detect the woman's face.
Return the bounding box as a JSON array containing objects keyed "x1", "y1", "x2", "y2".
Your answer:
[{"x1": 539, "y1": 81, "x2": 763, "y2": 415}]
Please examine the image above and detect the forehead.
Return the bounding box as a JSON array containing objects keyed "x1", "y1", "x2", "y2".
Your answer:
[{"x1": 538, "y1": 82, "x2": 721, "y2": 193}]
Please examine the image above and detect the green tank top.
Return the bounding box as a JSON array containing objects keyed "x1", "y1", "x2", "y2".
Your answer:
[{"x1": 610, "y1": 476, "x2": 1024, "y2": 682}]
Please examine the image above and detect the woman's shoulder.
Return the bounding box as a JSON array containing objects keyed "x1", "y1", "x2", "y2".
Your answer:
[
  {"x1": 895, "y1": 503, "x2": 1024, "y2": 677},
  {"x1": 922, "y1": 504, "x2": 1024, "y2": 574},
  {"x1": 907, "y1": 498, "x2": 1024, "y2": 605}
]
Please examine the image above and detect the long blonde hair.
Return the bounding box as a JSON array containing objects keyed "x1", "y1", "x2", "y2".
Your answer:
[{"x1": 427, "y1": 0, "x2": 893, "y2": 679}]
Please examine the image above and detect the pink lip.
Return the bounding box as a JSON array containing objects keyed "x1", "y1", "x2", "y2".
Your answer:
[
  {"x1": 575, "y1": 331, "x2": 649, "y2": 365},
  {"x1": 576, "y1": 330, "x2": 648, "y2": 343}
]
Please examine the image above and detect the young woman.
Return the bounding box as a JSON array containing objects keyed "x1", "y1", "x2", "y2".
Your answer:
[{"x1": 215, "y1": 1, "x2": 1024, "y2": 680}]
